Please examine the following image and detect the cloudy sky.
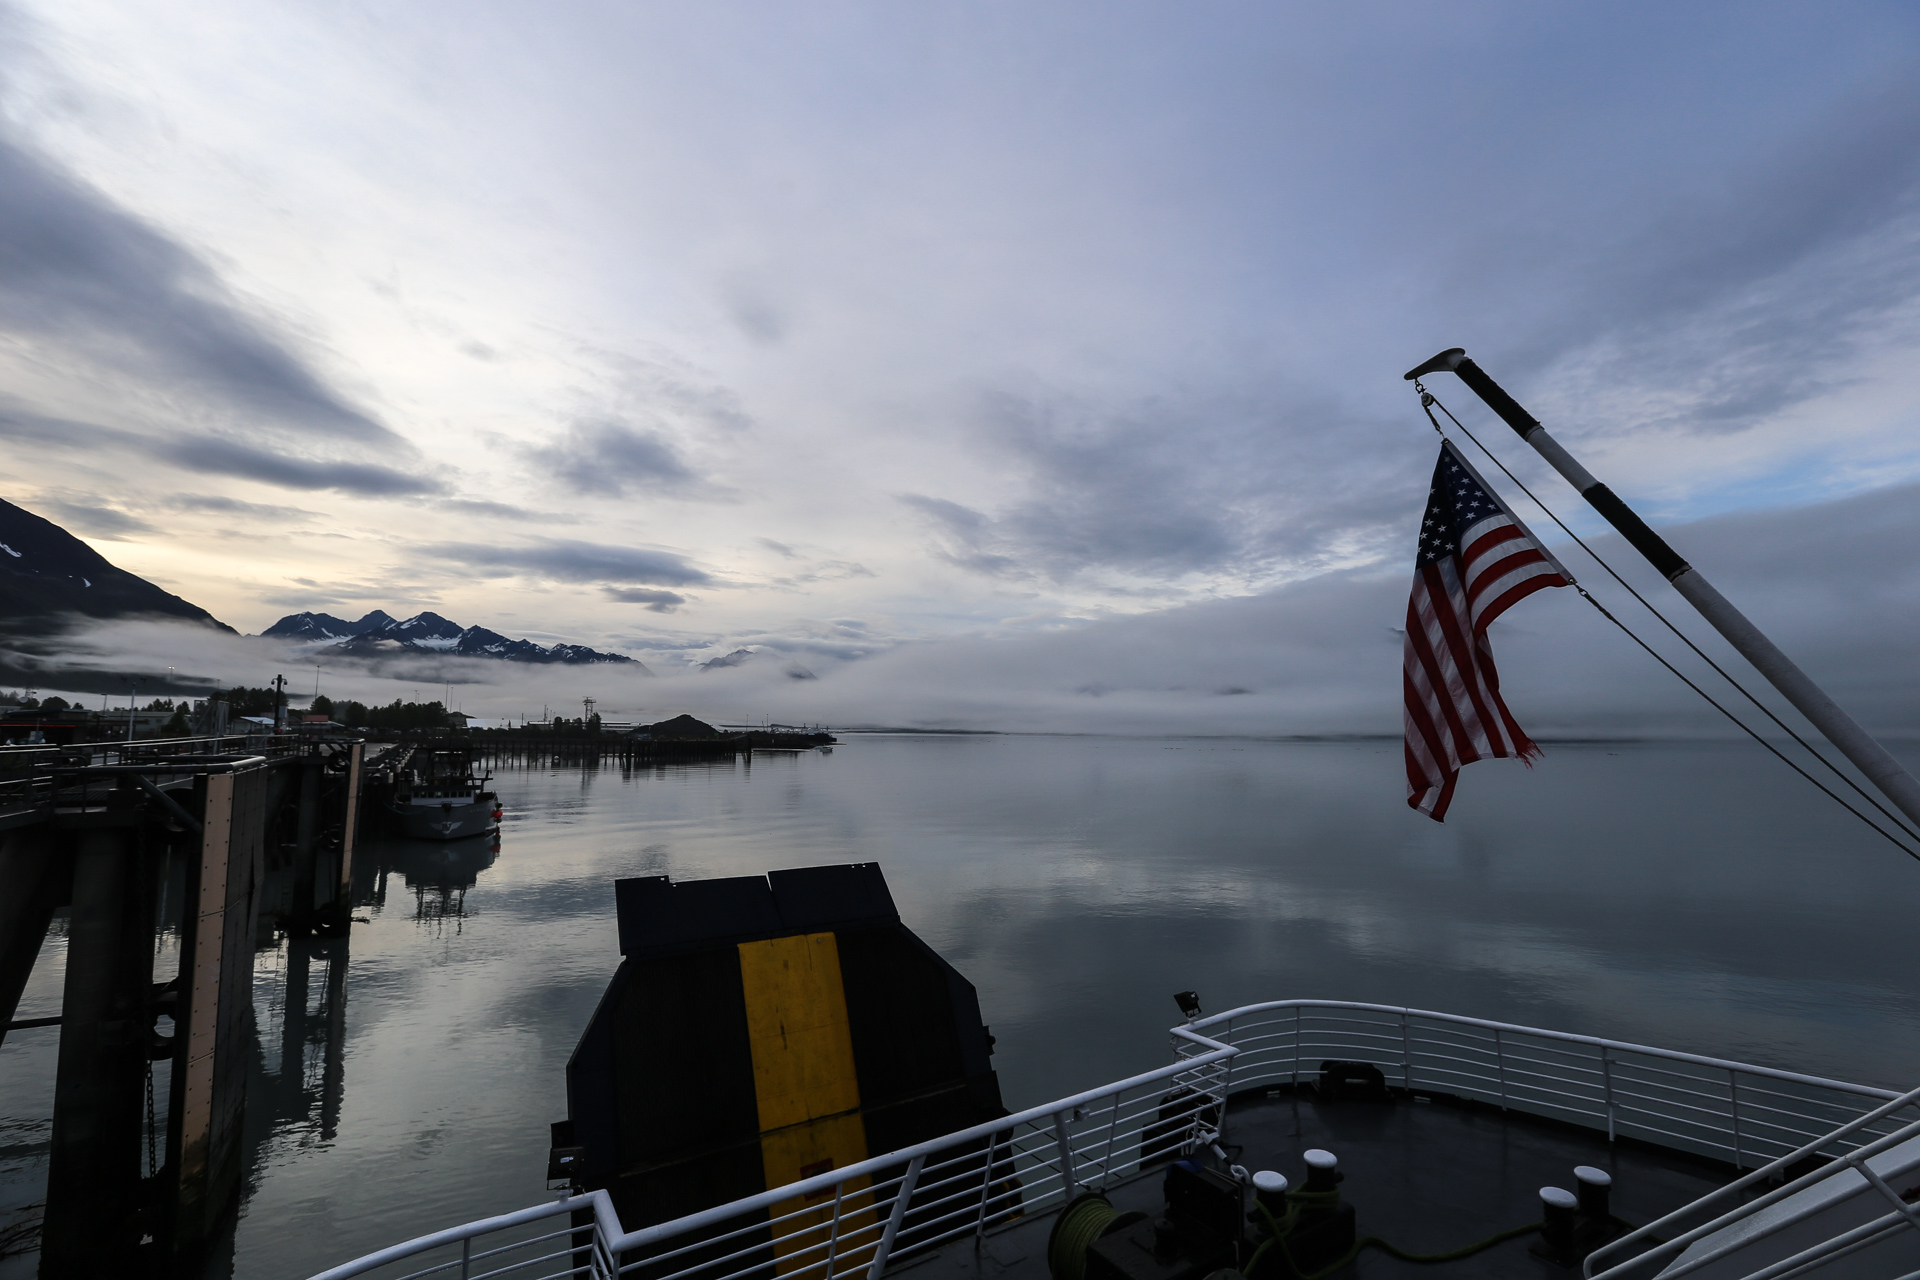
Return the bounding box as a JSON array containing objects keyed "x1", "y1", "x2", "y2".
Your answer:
[{"x1": 5, "y1": 1, "x2": 1920, "y2": 727}]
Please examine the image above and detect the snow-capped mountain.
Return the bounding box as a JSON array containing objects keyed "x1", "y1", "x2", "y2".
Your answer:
[
  {"x1": 378, "y1": 611, "x2": 465, "y2": 649},
  {"x1": 262, "y1": 608, "x2": 645, "y2": 668},
  {"x1": 261, "y1": 610, "x2": 395, "y2": 641},
  {"x1": 0, "y1": 496, "x2": 231, "y2": 635}
]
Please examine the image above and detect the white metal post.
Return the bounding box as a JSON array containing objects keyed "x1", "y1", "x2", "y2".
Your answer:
[
  {"x1": 1494, "y1": 1027, "x2": 1508, "y2": 1110},
  {"x1": 1099, "y1": 1094, "x2": 1121, "y2": 1187},
  {"x1": 972, "y1": 1132, "x2": 996, "y2": 1244},
  {"x1": 1292, "y1": 1006, "x2": 1302, "y2": 1087},
  {"x1": 1401, "y1": 1012, "x2": 1414, "y2": 1090},
  {"x1": 1852, "y1": 1156, "x2": 1920, "y2": 1228},
  {"x1": 826, "y1": 1180, "x2": 848, "y2": 1274},
  {"x1": 1052, "y1": 1111, "x2": 1079, "y2": 1197},
  {"x1": 1602, "y1": 1049, "x2": 1616, "y2": 1142},
  {"x1": 1730, "y1": 1070, "x2": 1745, "y2": 1169},
  {"x1": 867, "y1": 1155, "x2": 924, "y2": 1280},
  {"x1": 1217, "y1": 1017, "x2": 1237, "y2": 1140}
]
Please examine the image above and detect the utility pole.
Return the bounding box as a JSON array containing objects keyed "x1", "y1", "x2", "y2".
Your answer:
[
  {"x1": 126, "y1": 685, "x2": 138, "y2": 743},
  {"x1": 273, "y1": 673, "x2": 287, "y2": 733}
]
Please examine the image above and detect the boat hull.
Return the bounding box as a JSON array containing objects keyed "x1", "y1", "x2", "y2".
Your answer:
[{"x1": 390, "y1": 796, "x2": 499, "y2": 841}]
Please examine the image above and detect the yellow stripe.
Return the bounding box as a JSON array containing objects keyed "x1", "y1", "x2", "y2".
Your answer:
[
  {"x1": 739, "y1": 932, "x2": 862, "y2": 1128},
  {"x1": 738, "y1": 933, "x2": 873, "y2": 1274}
]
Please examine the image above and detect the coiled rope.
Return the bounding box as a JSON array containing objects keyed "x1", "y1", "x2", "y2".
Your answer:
[
  {"x1": 1048, "y1": 1194, "x2": 1120, "y2": 1280},
  {"x1": 1246, "y1": 1196, "x2": 1539, "y2": 1278}
]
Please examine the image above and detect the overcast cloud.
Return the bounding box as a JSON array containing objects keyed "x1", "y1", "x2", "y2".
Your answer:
[{"x1": 1, "y1": 1, "x2": 1918, "y2": 732}]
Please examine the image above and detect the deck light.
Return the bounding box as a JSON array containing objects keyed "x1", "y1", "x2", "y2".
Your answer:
[{"x1": 1173, "y1": 990, "x2": 1203, "y2": 1019}]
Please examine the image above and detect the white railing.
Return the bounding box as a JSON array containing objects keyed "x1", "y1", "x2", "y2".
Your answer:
[
  {"x1": 1183, "y1": 1001, "x2": 1909, "y2": 1172},
  {"x1": 1584, "y1": 1085, "x2": 1920, "y2": 1280},
  {"x1": 306, "y1": 1000, "x2": 1915, "y2": 1280},
  {"x1": 309, "y1": 1022, "x2": 1237, "y2": 1280}
]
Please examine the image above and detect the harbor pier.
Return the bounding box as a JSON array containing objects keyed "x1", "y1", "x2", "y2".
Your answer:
[
  {"x1": 451, "y1": 730, "x2": 832, "y2": 769},
  {"x1": 0, "y1": 734, "x2": 365, "y2": 1275}
]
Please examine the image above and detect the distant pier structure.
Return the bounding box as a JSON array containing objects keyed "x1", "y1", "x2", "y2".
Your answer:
[
  {"x1": 454, "y1": 727, "x2": 834, "y2": 768},
  {"x1": 0, "y1": 733, "x2": 365, "y2": 1276}
]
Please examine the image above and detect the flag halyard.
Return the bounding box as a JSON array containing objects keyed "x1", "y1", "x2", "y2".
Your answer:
[{"x1": 1405, "y1": 441, "x2": 1569, "y2": 820}]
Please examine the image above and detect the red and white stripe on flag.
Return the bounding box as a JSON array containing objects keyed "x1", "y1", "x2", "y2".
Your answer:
[{"x1": 1404, "y1": 441, "x2": 1569, "y2": 820}]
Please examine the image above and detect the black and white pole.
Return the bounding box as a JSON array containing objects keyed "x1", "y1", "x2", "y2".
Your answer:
[{"x1": 1405, "y1": 347, "x2": 1920, "y2": 832}]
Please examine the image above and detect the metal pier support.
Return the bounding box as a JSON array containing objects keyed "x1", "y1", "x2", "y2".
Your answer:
[
  {"x1": 0, "y1": 828, "x2": 67, "y2": 1046},
  {"x1": 1, "y1": 734, "x2": 368, "y2": 1271},
  {"x1": 41, "y1": 824, "x2": 153, "y2": 1277},
  {"x1": 290, "y1": 760, "x2": 323, "y2": 934}
]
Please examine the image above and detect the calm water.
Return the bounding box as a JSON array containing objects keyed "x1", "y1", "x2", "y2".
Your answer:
[{"x1": 4, "y1": 733, "x2": 1919, "y2": 1278}]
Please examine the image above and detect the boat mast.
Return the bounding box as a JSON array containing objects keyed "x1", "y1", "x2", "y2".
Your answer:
[{"x1": 1404, "y1": 347, "x2": 1920, "y2": 831}]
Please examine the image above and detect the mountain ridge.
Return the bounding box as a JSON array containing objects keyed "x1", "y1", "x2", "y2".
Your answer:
[
  {"x1": 261, "y1": 609, "x2": 396, "y2": 641},
  {"x1": 263, "y1": 609, "x2": 645, "y2": 668},
  {"x1": 0, "y1": 497, "x2": 232, "y2": 635}
]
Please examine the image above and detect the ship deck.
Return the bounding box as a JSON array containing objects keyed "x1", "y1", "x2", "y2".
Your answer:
[{"x1": 896, "y1": 1084, "x2": 1734, "y2": 1280}]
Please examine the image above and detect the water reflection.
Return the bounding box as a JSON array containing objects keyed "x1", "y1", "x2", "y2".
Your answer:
[
  {"x1": 176, "y1": 735, "x2": 1920, "y2": 1280},
  {"x1": 253, "y1": 938, "x2": 349, "y2": 1150},
  {"x1": 354, "y1": 835, "x2": 502, "y2": 930}
]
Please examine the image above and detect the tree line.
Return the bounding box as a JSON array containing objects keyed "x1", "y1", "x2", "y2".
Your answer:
[{"x1": 309, "y1": 695, "x2": 452, "y2": 731}]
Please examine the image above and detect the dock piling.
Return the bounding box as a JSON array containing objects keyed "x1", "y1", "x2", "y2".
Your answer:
[{"x1": 41, "y1": 823, "x2": 153, "y2": 1277}]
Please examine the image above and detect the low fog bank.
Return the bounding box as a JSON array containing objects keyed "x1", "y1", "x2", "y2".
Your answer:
[{"x1": 12, "y1": 478, "x2": 1920, "y2": 738}]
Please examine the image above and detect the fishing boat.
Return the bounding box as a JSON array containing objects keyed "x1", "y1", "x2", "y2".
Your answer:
[
  {"x1": 384, "y1": 747, "x2": 501, "y2": 841},
  {"x1": 309, "y1": 352, "x2": 1920, "y2": 1280}
]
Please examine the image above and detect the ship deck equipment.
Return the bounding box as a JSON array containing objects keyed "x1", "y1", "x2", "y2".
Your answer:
[{"x1": 309, "y1": 997, "x2": 1920, "y2": 1280}]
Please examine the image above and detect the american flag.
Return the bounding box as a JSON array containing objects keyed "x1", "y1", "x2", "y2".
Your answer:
[{"x1": 1405, "y1": 441, "x2": 1570, "y2": 820}]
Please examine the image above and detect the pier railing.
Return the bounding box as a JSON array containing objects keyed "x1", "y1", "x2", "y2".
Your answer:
[
  {"x1": 0, "y1": 733, "x2": 304, "y2": 822},
  {"x1": 305, "y1": 1001, "x2": 1915, "y2": 1280}
]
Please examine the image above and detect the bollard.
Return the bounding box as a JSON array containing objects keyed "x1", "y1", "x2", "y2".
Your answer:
[
  {"x1": 1251, "y1": 1169, "x2": 1289, "y2": 1217},
  {"x1": 1539, "y1": 1186, "x2": 1578, "y2": 1257},
  {"x1": 1573, "y1": 1166, "x2": 1611, "y2": 1220}
]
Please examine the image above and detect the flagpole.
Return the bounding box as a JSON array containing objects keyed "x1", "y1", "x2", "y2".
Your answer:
[{"x1": 1404, "y1": 346, "x2": 1920, "y2": 832}]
